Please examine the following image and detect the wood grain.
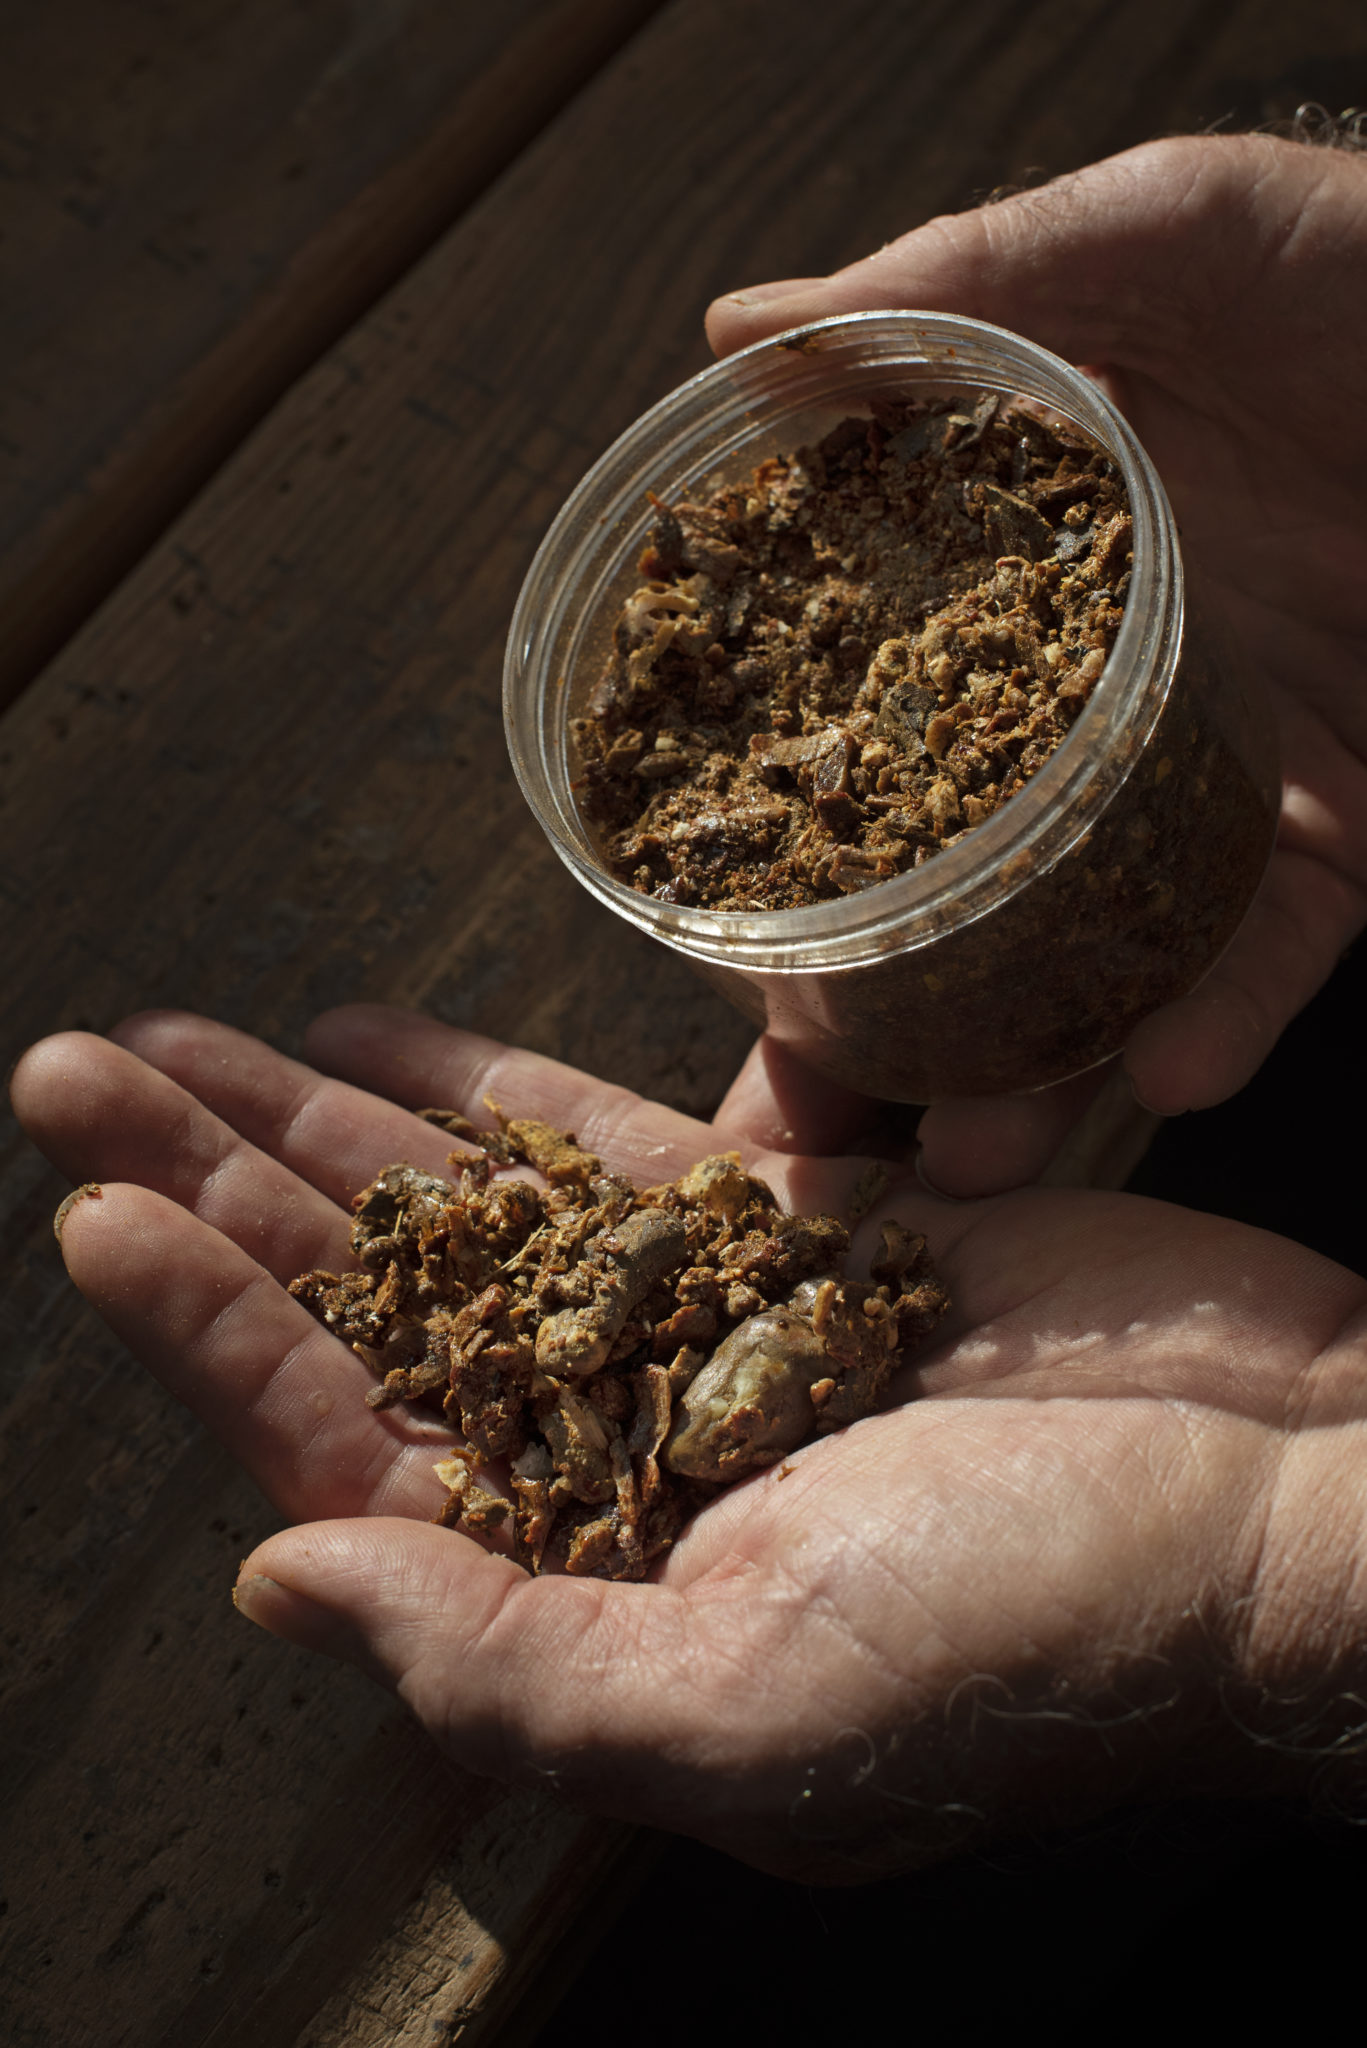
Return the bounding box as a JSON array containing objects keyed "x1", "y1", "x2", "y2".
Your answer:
[
  {"x1": 2, "y1": 1, "x2": 1365, "y2": 2042},
  {"x1": 0, "y1": 0, "x2": 664, "y2": 712}
]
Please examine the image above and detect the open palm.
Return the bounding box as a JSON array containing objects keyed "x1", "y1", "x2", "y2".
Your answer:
[
  {"x1": 14, "y1": 1003, "x2": 1367, "y2": 1880},
  {"x1": 709, "y1": 135, "x2": 1367, "y2": 1193}
]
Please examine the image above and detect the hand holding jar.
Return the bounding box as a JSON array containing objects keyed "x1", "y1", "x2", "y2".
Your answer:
[{"x1": 707, "y1": 132, "x2": 1367, "y2": 1194}]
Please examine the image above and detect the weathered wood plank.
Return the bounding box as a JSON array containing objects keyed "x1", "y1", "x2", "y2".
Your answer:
[
  {"x1": 295, "y1": 1829, "x2": 665, "y2": 2048},
  {"x1": 0, "y1": 0, "x2": 664, "y2": 711},
  {"x1": 2, "y1": 1438, "x2": 604, "y2": 2048},
  {"x1": 3, "y1": 2, "x2": 1365, "y2": 2044}
]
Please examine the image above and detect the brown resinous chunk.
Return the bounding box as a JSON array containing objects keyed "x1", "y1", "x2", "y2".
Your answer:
[{"x1": 288, "y1": 1113, "x2": 949, "y2": 1581}]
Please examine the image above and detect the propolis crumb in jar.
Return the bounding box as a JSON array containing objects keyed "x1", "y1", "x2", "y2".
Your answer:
[
  {"x1": 574, "y1": 395, "x2": 1136, "y2": 912},
  {"x1": 507, "y1": 312, "x2": 1278, "y2": 1102}
]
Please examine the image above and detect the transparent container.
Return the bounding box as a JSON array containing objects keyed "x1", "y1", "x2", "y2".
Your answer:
[{"x1": 504, "y1": 312, "x2": 1277, "y2": 1102}]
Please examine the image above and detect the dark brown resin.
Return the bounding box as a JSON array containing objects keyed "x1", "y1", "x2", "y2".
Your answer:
[
  {"x1": 574, "y1": 397, "x2": 1131, "y2": 910},
  {"x1": 289, "y1": 1112, "x2": 948, "y2": 1581}
]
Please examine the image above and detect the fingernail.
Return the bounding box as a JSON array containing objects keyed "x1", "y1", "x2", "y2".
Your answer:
[
  {"x1": 233, "y1": 1573, "x2": 359, "y2": 1661},
  {"x1": 54, "y1": 1183, "x2": 103, "y2": 1244},
  {"x1": 720, "y1": 279, "x2": 815, "y2": 307},
  {"x1": 233, "y1": 1573, "x2": 283, "y2": 1625}
]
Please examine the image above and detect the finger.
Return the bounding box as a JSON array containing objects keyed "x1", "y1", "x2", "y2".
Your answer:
[
  {"x1": 304, "y1": 1002, "x2": 722, "y2": 1182},
  {"x1": 54, "y1": 1183, "x2": 450, "y2": 1521},
  {"x1": 705, "y1": 136, "x2": 1277, "y2": 371},
  {"x1": 713, "y1": 1032, "x2": 887, "y2": 1155},
  {"x1": 1124, "y1": 847, "x2": 1366, "y2": 1115},
  {"x1": 704, "y1": 275, "x2": 830, "y2": 351},
  {"x1": 110, "y1": 1007, "x2": 907, "y2": 1264},
  {"x1": 110, "y1": 1009, "x2": 465, "y2": 1211},
  {"x1": 13, "y1": 1030, "x2": 351, "y2": 1280},
  {"x1": 1125, "y1": 671, "x2": 1367, "y2": 1116},
  {"x1": 916, "y1": 1066, "x2": 1112, "y2": 1198},
  {"x1": 303, "y1": 1003, "x2": 880, "y2": 1220}
]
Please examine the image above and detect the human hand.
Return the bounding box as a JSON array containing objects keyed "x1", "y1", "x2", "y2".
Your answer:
[
  {"x1": 14, "y1": 1004, "x2": 1367, "y2": 1878},
  {"x1": 707, "y1": 134, "x2": 1367, "y2": 1194}
]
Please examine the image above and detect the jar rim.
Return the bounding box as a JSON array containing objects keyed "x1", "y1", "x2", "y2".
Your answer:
[{"x1": 504, "y1": 309, "x2": 1182, "y2": 974}]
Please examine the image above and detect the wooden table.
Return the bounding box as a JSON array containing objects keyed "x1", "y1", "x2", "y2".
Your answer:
[{"x1": 3, "y1": 4, "x2": 1364, "y2": 2040}]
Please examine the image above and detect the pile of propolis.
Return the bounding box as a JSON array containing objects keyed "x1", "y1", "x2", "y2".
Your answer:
[
  {"x1": 290, "y1": 1108, "x2": 948, "y2": 1581},
  {"x1": 574, "y1": 394, "x2": 1133, "y2": 909}
]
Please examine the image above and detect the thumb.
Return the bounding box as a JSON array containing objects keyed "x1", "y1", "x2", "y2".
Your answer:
[
  {"x1": 706, "y1": 134, "x2": 1280, "y2": 372},
  {"x1": 234, "y1": 1517, "x2": 529, "y2": 1697},
  {"x1": 232, "y1": 1516, "x2": 691, "y2": 1797}
]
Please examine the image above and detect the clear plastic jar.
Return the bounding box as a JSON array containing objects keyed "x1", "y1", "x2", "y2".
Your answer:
[{"x1": 504, "y1": 312, "x2": 1277, "y2": 1102}]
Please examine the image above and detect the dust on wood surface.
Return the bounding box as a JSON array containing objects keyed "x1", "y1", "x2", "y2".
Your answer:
[
  {"x1": 3, "y1": 1, "x2": 1365, "y2": 2043},
  {"x1": 0, "y1": 0, "x2": 664, "y2": 712}
]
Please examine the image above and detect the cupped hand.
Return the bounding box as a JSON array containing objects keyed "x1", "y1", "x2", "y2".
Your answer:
[
  {"x1": 12, "y1": 1004, "x2": 1367, "y2": 1880},
  {"x1": 707, "y1": 135, "x2": 1367, "y2": 1194}
]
